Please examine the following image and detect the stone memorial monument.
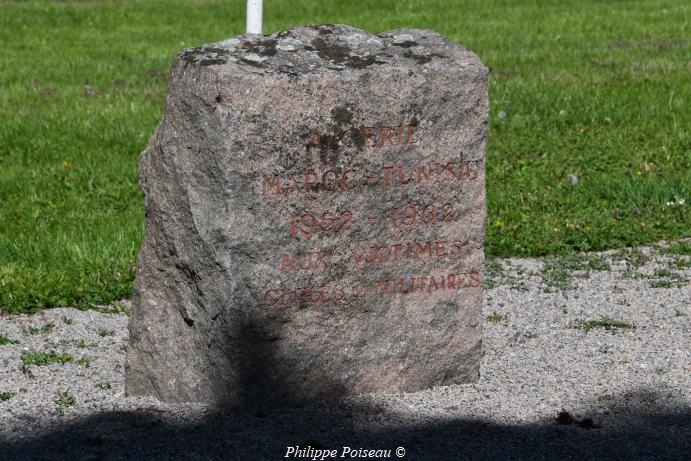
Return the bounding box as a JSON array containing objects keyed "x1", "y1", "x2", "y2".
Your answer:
[{"x1": 125, "y1": 24, "x2": 488, "y2": 407}]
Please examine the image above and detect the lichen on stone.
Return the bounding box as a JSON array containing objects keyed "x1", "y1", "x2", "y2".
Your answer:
[{"x1": 392, "y1": 34, "x2": 417, "y2": 47}]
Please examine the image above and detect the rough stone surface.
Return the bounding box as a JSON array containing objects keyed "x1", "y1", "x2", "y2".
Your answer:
[{"x1": 125, "y1": 24, "x2": 488, "y2": 406}]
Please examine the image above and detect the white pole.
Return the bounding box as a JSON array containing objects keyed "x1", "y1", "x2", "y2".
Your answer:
[{"x1": 246, "y1": 0, "x2": 263, "y2": 34}]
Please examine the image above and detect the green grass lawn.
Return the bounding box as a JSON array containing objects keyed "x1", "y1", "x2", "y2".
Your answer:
[{"x1": 1, "y1": 0, "x2": 689, "y2": 313}]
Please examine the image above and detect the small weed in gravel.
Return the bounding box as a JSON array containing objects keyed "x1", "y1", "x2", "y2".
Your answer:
[
  {"x1": 664, "y1": 241, "x2": 691, "y2": 256},
  {"x1": 668, "y1": 256, "x2": 691, "y2": 270},
  {"x1": 483, "y1": 259, "x2": 503, "y2": 289},
  {"x1": 61, "y1": 316, "x2": 73, "y2": 325},
  {"x1": 506, "y1": 266, "x2": 529, "y2": 291},
  {"x1": 484, "y1": 260, "x2": 528, "y2": 291},
  {"x1": 98, "y1": 329, "x2": 114, "y2": 337},
  {"x1": 650, "y1": 280, "x2": 682, "y2": 288},
  {"x1": 95, "y1": 382, "x2": 112, "y2": 390},
  {"x1": 649, "y1": 268, "x2": 687, "y2": 288},
  {"x1": 487, "y1": 312, "x2": 505, "y2": 323},
  {"x1": 24, "y1": 323, "x2": 54, "y2": 335},
  {"x1": 77, "y1": 356, "x2": 93, "y2": 367},
  {"x1": 18, "y1": 364, "x2": 32, "y2": 377},
  {"x1": 540, "y1": 254, "x2": 611, "y2": 292},
  {"x1": 54, "y1": 389, "x2": 76, "y2": 414},
  {"x1": 540, "y1": 262, "x2": 573, "y2": 291},
  {"x1": 651, "y1": 280, "x2": 671, "y2": 288},
  {"x1": 615, "y1": 249, "x2": 651, "y2": 280},
  {"x1": 573, "y1": 316, "x2": 635, "y2": 333},
  {"x1": 0, "y1": 391, "x2": 15, "y2": 401},
  {"x1": 0, "y1": 334, "x2": 19, "y2": 345},
  {"x1": 561, "y1": 254, "x2": 611, "y2": 272},
  {"x1": 21, "y1": 350, "x2": 74, "y2": 366},
  {"x1": 95, "y1": 303, "x2": 132, "y2": 316},
  {"x1": 654, "y1": 268, "x2": 675, "y2": 277},
  {"x1": 615, "y1": 249, "x2": 649, "y2": 268},
  {"x1": 621, "y1": 269, "x2": 645, "y2": 279},
  {"x1": 509, "y1": 331, "x2": 538, "y2": 345},
  {"x1": 675, "y1": 310, "x2": 687, "y2": 317}
]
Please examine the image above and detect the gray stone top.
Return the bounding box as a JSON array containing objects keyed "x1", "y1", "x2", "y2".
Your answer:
[{"x1": 179, "y1": 24, "x2": 483, "y2": 76}]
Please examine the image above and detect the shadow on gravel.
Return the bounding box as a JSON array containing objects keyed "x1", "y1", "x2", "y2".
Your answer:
[{"x1": 0, "y1": 389, "x2": 688, "y2": 461}]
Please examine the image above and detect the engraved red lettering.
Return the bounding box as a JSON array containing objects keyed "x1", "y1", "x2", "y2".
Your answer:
[
  {"x1": 263, "y1": 289, "x2": 280, "y2": 306},
  {"x1": 320, "y1": 212, "x2": 335, "y2": 232},
  {"x1": 381, "y1": 166, "x2": 395, "y2": 188},
  {"x1": 280, "y1": 254, "x2": 294, "y2": 272},
  {"x1": 393, "y1": 243, "x2": 405, "y2": 262},
  {"x1": 375, "y1": 280, "x2": 393, "y2": 296},
  {"x1": 340, "y1": 170, "x2": 356, "y2": 191},
  {"x1": 422, "y1": 205, "x2": 436, "y2": 224},
  {"x1": 444, "y1": 162, "x2": 457, "y2": 180},
  {"x1": 316, "y1": 251, "x2": 329, "y2": 269},
  {"x1": 288, "y1": 175, "x2": 302, "y2": 194},
  {"x1": 451, "y1": 240, "x2": 464, "y2": 255},
  {"x1": 362, "y1": 127, "x2": 377, "y2": 147},
  {"x1": 406, "y1": 125, "x2": 417, "y2": 144},
  {"x1": 428, "y1": 276, "x2": 439, "y2": 291},
  {"x1": 442, "y1": 203, "x2": 455, "y2": 222},
  {"x1": 435, "y1": 240, "x2": 448, "y2": 257},
  {"x1": 368, "y1": 246, "x2": 382, "y2": 266},
  {"x1": 447, "y1": 274, "x2": 456, "y2": 289},
  {"x1": 304, "y1": 172, "x2": 318, "y2": 192},
  {"x1": 280, "y1": 288, "x2": 297, "y2": 306},
  {"x1": 398, "y1": 166, "x2": 413, "y2": 185},
  {"x1": 322, "y1": 170, "x2": 337, "y2": 191},
  {"x1": 401, "y1": 205, "x2": 417, "y2": 226},
  {"x1": 352, "y1": 247, "x2": 367, "y2": 266},
  {"x1": 332, "y1": 287, "x2": 346, "y2": 302},
  {"x1": 417, "y1": 166, "x2": 429, "y2": 184},
  {"x1": 415, "y1": 241, "x2": 433, "y2": 260},
  {"x1": 299, "y1": 254, "x2": 311, "y2": 271},
  {"x1": 380, "y1": 246, "x2": 392, "y2": 264},
  {"x1": 262, "y1": 175, "x2": 281, "y2": 195},
  {"x1": 417, "y1": 276, "x2": 427, "y2": 292},
  {"x1": 280, "y1": 251, "x2": 329, "y2": 272},
  {"x1": 396, "y1": 126, "x2": 404, "y2": 144},
  {"x1": 470, "y1": 272, "x2": 481, "y2": 287},
  {"x1": 339, "y1": 211, "x2": 352, "y2": 231},
  {"x1": 380, "y1": 127, "x2": 394, "y2": 146},
  {"x1": 398, "y1": 277, "x2": 411, "y2": 294}
]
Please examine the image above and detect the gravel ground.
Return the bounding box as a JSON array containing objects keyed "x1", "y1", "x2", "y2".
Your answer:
[{"x1": 0, "y1": 241, "x2": 689, "y2": 460}]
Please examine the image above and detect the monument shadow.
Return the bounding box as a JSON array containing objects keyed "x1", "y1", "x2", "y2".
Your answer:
[{"x1": 1, "y1": 332, "x2": 689, "y2": 461}]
